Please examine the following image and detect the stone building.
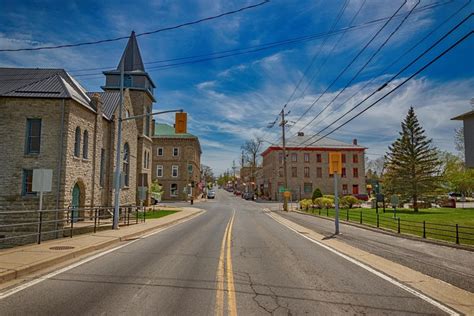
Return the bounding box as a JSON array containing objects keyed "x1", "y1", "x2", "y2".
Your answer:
[
  {"x1": 0, "y1": 32, "x2": 155, "y2": 241},
  {"x1": 151, "y1": 123, "x2": 202, "y2": 201},
  {"x1": 260, "y1": 133, "x2": 366, "y2": 200}
]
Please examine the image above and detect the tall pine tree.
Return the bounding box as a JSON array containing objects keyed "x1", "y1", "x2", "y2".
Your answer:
[{"x1": 384, "y1": 107, "x2": 441, "y2": 212}]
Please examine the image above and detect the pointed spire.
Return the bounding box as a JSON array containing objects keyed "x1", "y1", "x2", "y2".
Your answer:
[{"x1": 117, "y1": 31, "x2": 145, "y2": 72}]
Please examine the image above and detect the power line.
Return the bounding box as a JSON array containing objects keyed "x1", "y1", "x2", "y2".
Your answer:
[
  {"x1": 298, "y1": 0, "x2": 471, "y2": 144},
  {"x1": 296, "y1": 0, "x2": 421, "y2": 137},
  {"x1": 288, "y1": 0, "x2": 408, "y2": 137},
  {"x1": 283, "y1": 0, "x2": 350, "y2": 110},
  {"x1": 306, "y1": 30, "x2": 473, "y2": 146},
  {"x1": 0, "y1": 0, "x2": 453, "y2": 79},
  {"x1": 0, "y1": 1, "x2": 270, "y2": 52},
  {"x1": 284, "y1": 0, "x2": 367, "y2": 137},
  {"x1": 302, "y1": 13, "x2": 473, "y2": 146},
  {"x1": 265, "y1": 0, "x2": 351, "y2": 145}
]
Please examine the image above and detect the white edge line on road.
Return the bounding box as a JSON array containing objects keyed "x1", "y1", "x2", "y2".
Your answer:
[
  {"x1": 265, "y1": 211, "x2": 460, "y2": 316},
  {"x1": 0, "y1": 214, "x2": 199, "y2": 300}
]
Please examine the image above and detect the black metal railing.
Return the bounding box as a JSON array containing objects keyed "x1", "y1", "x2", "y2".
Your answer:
[
  {"x1": 0, "y1": 205, "x2": 148, "y2": 248},
  {"x1": 302, "y1": 207, "x2": 474, "y2": 246}
]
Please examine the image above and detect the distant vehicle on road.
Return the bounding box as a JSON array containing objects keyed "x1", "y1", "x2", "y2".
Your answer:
[
  {"x1": 207, "y1": 190, "x2": 216, "y2": 199},
  {"x1": 243, "y1": 192, "x2": 254, "y2": 200}
]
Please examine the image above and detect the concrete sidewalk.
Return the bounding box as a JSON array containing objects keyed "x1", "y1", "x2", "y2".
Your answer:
[{"x1": 0, "y1": 207, "x2": 204, "y2": 284}]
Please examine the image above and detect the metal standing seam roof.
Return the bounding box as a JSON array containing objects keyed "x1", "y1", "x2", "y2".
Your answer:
[
  {"x1": 86, "y1": 91, "x2": 121, "y2": 120},
  {"x1": 0, "y1": 67, "x2": 93, "y2": 111}
]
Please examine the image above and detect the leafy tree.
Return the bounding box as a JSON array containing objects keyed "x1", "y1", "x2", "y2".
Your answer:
[
  {"x1": 340, "y1": 196, "x2": 361, "y2": 209},
  {"x1": 440, "y1": 152, "x2": 474, "y2": 196},
  {"x1": 241, "y1": 137, "x2": 263, "y2": 185},
  {"x1": 384, "y1": 107, "x2": 442, "y2": 212},
  {"x1": 149, "y1": 180, "x2": 164, "y2": 202},
  {"x1": 312, "y1": 188, "x2": 322, "y2": 202},
  {"x1": 454, "y1": 127, "x2": 464, "y2": 160},
  {"x1": 366, "y1": 156, "x2": 385, "y2": 176}
]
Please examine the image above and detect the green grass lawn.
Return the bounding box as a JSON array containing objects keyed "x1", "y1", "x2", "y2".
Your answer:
[
  {"x1": 303, "y1": 207, "x2": 474, "y2": 246},
  {"x1": 145, "y1": 210, "x2": 179, "y2": 219}
]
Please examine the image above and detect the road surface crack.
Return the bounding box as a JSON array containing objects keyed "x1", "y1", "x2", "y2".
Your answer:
[{"x1": 241, "y1": 271, "x2": 292, "y2": 315}]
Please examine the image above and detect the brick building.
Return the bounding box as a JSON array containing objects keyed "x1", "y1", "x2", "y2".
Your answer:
[
  {"x1": 0, "y1": 32, "x2": 154, "y2": 231},
  {"x1": 151, "y1": 123, "x2": 202, "y2": 201},
  {"x1": 260, "y1": 134, "x2": 366, "y2": 200}
]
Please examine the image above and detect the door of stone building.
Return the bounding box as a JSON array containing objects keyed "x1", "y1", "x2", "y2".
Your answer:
[{"x1": 72, "y1": 183, "x2": 80, "y2": 223}]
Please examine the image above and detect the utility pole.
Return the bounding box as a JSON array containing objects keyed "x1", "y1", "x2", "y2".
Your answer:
[
  {"x1": 232, "y1": 160, "x2": 237, "y2": 190},
  {"x1": 280, "y1": 108, "x2": 289, "y2": 211},
  {"x1": 112, "y1": 57, "x2": 124, "y2": 230}
]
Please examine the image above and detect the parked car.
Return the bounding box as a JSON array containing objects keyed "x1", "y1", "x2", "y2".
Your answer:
[
  {"x1": 354, "y1": 194, "x2": 369, "y2": 201},
  {"x1": 234, "y1": 190, "x2": 242, "y2": 196},
  {"x1": 207, "y1": 190, "x2": 216, "y2": 199}
]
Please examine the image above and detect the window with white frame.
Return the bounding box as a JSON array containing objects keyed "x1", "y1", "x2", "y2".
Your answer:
[
  {"x1": 170, "y1": 183, "x2": 178, "y2": 196},
  {"x1": 157, "y1": 147, "x2": 163, "y2": 156},
  {"x1": 173, "y1": 147, "x2": 179, "y2": 156},
  {"x1": 172, "y1": 165, "x2": 179, "y2": 177},
  {"x1": 157, "y1": 165, "x2": 163, "y2": 177}
]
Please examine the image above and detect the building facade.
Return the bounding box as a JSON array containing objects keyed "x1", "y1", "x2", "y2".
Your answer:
[
  {"x1": 452, "y1": 109, "x2": 474, "y2": 168},
  {"x1": 260, "y1": 134, "x2": 366, "y2": 200},
  {"x1": 0, "y1": 32, "x2": 155, "y2": 241},
  {"x1": 151, "y1": 123, "x2": 202, "y2": 201}
]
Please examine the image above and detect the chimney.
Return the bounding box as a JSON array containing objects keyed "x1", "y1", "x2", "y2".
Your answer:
[
  {"x1": 353, "y1": 138, "x2": 358, "y2": 145},
  {"x1": 90, "y1": 93, "x2": 102, "y2": 116},
  {"x1": 297, "y1": 132, "x2": 304, "y2": 136}
]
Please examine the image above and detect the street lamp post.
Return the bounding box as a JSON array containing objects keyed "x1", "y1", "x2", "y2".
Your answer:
[{"x1": 112, "y1": 79, "x2": 184, "y2": 229}]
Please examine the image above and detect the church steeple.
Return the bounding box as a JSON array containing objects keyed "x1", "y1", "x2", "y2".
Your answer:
[
  {"x1": 102, "y1": 31, "x2": 156, "y2": 101},
  {"x1": 118, "y1": 31, "x2": 145, "y2": 72}
]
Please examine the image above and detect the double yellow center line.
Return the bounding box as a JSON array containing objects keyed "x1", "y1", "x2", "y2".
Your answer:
[{"x1": 215, "y1": 210, "x2": 237, "y2": 316}]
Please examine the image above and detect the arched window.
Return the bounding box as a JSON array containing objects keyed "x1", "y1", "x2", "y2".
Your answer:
[
  {"x1": 74, "y1": 127, "x2": 81, "y2": 157},
  {"x1": 123, "y1": 143, "x2": 130, "y2": 187},
  {"x1": 83, "y1": 130, "x2": 89, "y2": 159}
]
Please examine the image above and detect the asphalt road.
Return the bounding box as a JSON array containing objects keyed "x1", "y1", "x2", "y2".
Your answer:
[
  {"x1": 0, "y1": 190, "x2": 450, "y2": 315},
  {"x1": 273, "y1": 208, "x2": 474, "y2": 292}
]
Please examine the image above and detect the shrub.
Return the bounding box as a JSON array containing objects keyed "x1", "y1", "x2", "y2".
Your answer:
[
  {"x1": 340, "y1": 195, "x2": 361, "y2": 209},
  {"x1": 299, "y1": 199, "x2": 313, "y2": 210},
  {"x1": 312, "y1": 188, "x2": 323, "y2": 202},
  {"x1": 314, "y1": 197, "x2": 334, "y2": 209},
  {"x1": 323, "y1": 195, "x2": 335, "y2": 202}
]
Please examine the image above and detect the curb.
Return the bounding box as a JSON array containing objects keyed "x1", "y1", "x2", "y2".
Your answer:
[
  {"x1": 289, "y1": 210, "x2": 474, "y2": 252},
  {"x1": 0, "y1": 210, "x2": 203, "y2": 285}
]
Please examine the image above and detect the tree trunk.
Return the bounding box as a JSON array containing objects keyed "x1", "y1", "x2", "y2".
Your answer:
[{"x1": 413, "y1": 194, "x2": 418, "y2": 212}]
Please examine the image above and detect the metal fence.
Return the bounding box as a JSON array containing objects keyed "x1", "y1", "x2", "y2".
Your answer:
[
  {"x1": 304, "y1": 207, "x2": 474, "y2": 246},
  {"x1": 0, "y1": 206, "x2": 147, "y2": 248}
]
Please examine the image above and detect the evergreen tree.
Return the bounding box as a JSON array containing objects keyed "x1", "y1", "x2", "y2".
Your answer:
[
  {"x1": 384, "y1": 107, "x2": 441, "y2": 212},
  {"x1": 312, "y1": 188, "x2": 323, "y2": 202}
]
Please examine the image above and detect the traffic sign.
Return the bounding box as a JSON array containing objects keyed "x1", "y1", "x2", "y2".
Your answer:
[
  {"x1": 390, "y1": 195, "x2": 399, "y2": 208},
  {"x1": 283, "y1": 191, "x2": 291, "y2": 198},
  {"x1": 278, "y1": 186, "x2": 286, "y2": 193},
  {"x1": 329, "y1": 152, "x2": 342, "y2": 175}
]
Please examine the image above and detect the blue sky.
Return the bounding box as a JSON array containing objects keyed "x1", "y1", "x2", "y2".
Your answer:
[{"x1": 1, "y1": 0, "x2": 473, "y2": 174}]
